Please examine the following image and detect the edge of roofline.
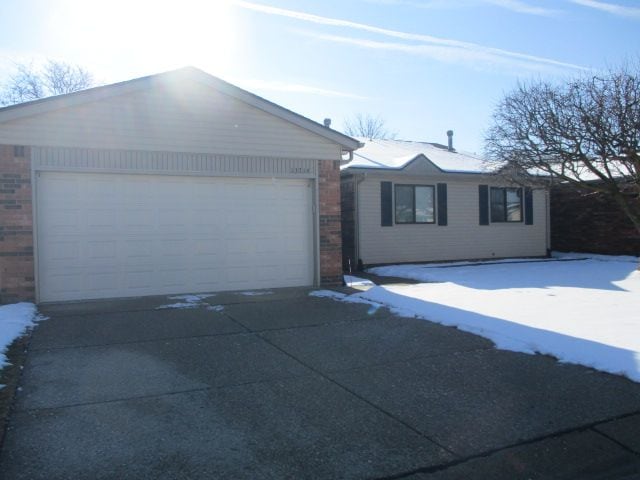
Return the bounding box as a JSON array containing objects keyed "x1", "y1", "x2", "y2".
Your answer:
[
  {"x1": 343, "y1": 153, "x2": 482, "y2": 174},
  {"x1": 341, "y1": 164, "x2": 492, "y2": 175},
  {"x1": 0, "y1": 66, "x2": 362, "y2": 151}
]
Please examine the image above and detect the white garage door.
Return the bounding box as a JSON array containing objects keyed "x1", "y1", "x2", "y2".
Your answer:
[{"x1": 37, "y1": 172, "x2": 314, "y2": 302}]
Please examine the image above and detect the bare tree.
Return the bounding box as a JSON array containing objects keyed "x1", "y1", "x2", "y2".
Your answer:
[
  {"x1": 344, "y1": 113, "x2": 396, "y2": 140},
  {"x1": 485, "y1": 65, "x2": 640, "y2": 235},
  {"x1": 0, "y1": 60, "x2": 94, "y2": 106}
]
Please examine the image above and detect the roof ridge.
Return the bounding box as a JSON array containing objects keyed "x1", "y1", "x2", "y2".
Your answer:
[{"x1": 0, "y1": 66, "x2": 361, "y2": 151}]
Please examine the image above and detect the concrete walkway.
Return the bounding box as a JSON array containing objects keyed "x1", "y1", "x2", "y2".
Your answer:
[{"x1": 1, "y1": 287, "x2": 639, "y2": 479}]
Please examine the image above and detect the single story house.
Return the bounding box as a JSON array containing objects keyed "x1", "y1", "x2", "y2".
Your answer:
[
  {"x1": 0, "y1": 67, "x2": 360, "y2": 303},
  {"x1": 341, "y1": 135, "x2": 549, "y2": 269}
]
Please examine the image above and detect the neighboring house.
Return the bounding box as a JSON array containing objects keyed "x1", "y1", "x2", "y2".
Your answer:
[
  {"x1": 551, "y1": 181, "x2": 640, "y2": 256},
  {"x1": 0, "y1": 67, "x2": 360, "y2": 303},
  {"x1": 341, "y1": 136, "x2": 549, "y2": 269}
]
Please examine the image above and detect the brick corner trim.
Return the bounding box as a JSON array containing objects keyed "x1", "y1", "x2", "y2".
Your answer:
[
  {"x1": 0, "y1": 145, "x2": 35, "y2": 304},
  {"x1": 318, "y1": 159, "x2": 343, "y2": 285}
]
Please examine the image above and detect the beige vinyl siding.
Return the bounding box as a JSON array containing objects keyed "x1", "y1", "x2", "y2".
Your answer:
[
  {"x1": 357, "y1": 175, "x2": 548, "y2": 265},
  {"x1": 0, "y1": 80, "x2": 341, "y2": 160},
  {"x1": 31, "y1": 146, "x2": 318, "y2": 178}
]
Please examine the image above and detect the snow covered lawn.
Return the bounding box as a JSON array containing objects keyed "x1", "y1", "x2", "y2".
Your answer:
[
  {"x1": 340, "y1": 255, "x2": 640, "y2": 382},
  {"x1": 0, "y1": 303, "x2": 44, "y2": 385}
]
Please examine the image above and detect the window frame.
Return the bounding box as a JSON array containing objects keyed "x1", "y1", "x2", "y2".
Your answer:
[
  {"x1": 490, "y1": 187, "x2": 523, "y2": 223},
  {"x1": 394, "y1": 184, "x2": 436, "y2": 225}
]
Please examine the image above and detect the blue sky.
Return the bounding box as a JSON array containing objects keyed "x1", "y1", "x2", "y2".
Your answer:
[{"x1": 1, "y1": 0, "x2": 639, "y2": 153}]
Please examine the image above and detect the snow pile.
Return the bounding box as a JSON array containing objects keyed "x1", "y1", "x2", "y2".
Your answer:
[
  {"x1": 0, "y1": 303, "x2": 44, "y2": 370},
  {"x1": 156, "y1": 293, "x2": 216, "y2": 310},
  {"x1": 169, "y1": 294, "x2": 216, "y2": 302},
  {"x1": 552, "y1": 251, "x2": 639, "y2": 263},
  {"x1": 344, "y1": 275, "x2": 375, "y2": 287},
  {"x1": 346, "y1": 255, "x2": 639, "y2": 382},
  {"x1": 238, "y1": 290, "x2": 274, "y2": 296},
  {"x1": 309, "y1": 290, "x2": 382, "y2": 314}
]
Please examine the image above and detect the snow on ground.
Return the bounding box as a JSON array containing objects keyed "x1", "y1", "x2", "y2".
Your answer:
[
  {"x1": 326, "y1": 255, "x2": 640, "y2": 382},
  {"x1": 168, "y1": 293, "x2": 216, "y2": 302},
  {"x1": 0, "y1": 303, "x2": 45, "y2": 378},
  {"x1": 344, "y1": 275, "x2": 375, "y2": 287},
  {"x1": 309, "y1": 290, "x2": 382, "y2": 314},
  {"x1": 157, "y1": 293, "x2": 216, "y2": 310},
  {"x1": 156, "y1": 301, "x2": 201, "y2": 310},
  {"x1": 552, "y1": 251, "x2": 639, "y2": 263},
  {"x1": 238, "y1": 290, "x2": 274, "y2": 296}
]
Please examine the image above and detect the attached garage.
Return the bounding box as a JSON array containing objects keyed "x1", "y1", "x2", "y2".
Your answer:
[
  {"x1": 0, "y1": 67, "x2": 360, "y2": 303},
  {"x1": 37, "y1": 171, "x2": 313, "y2": 302}
]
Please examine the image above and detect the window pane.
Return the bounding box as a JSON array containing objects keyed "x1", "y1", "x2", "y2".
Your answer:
[
  {"x1": 490, "y1": 188, "x2": 505, "y2": 223},
  {"x1": 415, "y1": 186, "x2": 434, "y2": 223},
  {"x1": 506, "y1": 188, "x2": 522, "y2": 222},
  {"x1": 395, "y1": 185, "x2": 414, "y2": 223}
]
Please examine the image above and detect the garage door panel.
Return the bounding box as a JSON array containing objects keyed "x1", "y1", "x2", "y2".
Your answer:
[
  {"x1": 124, "y1": 269, "x2": 158, "y2": 289},
  {"x1": 87, "y1": 209, "x2": 117, "y2": 228},
  {"x1": 158, "y1": 239, "x2": 190, "y2": 256},
  {"x1": 40, "y1": 210, "x2": 81, "y2": 234},
  {"x1": 88, "y1": 271, "x2": 119, "y2": 291},
  {"x1": 226, "y1": 266, "x2": 256, "y2": 286},
  {"x1": 256, "y1": 238, "x2": 278, "y2": 254},
  {"x1": 49, "y1": 269, "x2": 86, "y2": 296},
  {"x1": 157, "y1": 270, "x2": 190, "y2": 288},
  {"x1": 44, "y1": 176, "x2": 80, "y2": 199},
  {"x1": 123, "y1": 240, "x2": 154, "y2": 259},
  {"x1": 123, "y1": 209, "x2": 155, "y2": 229},
  {"x1": 158, "y1": 209, "x2": 187, "y2": 228},
  {"x1": 193, "y1": 239, "x2": 223, "y2": 256},
  {"x1": 37, "y1": 172, "x2": 314, "y2": 302},
  {"x1": 43, "y1": 240, "x2": 80, "y2": 262}
]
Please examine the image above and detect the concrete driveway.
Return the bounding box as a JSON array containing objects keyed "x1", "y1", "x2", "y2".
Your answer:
[{"x1": 1, "y1": 287, "x2": 639, "y2": 479}]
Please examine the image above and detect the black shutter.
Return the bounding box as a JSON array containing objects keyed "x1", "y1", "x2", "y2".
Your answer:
[
  {"x1": 437, "y1": 183, "x2": 448, "y2": 226},
  {"x1": 381, "y1": 181, "x2": 393, "y2": 227},
  {"x1": 524, "y1": 187, "x2": 534, "y2": 225},
  {"x1": 479, "y1": 185, "x2": 489, "y2": 225}
]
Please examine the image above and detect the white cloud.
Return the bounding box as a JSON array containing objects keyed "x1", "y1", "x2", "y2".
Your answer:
[
  {"x1": 362, "y1": 0, "x2": 560, "y2": 16},
  {"x1": 301, "y1": 32, "x2": 572, "y2": 74},
  {"x1": 483, "y1": 0, "x2": 560, "y2": 16},
  {"x1": 233, "y1": 1, "x2": 585, "y2": 72},
  {"x1": 569, "y1": 0, "x2": 640, "y2": 18},
  {"x1": 233, "y1": 78, "x2": 369, "y2": 100}
]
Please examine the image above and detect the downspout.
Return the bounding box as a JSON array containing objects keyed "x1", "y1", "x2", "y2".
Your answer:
[
  {"x1": 314, "y1": 172, "x2": 321, "y2": 286},
  {"x1": 341, "y1": 149, "x2": 354, "y2": 164},
  {"x1": 354, "y1": 172, "x2": 367, "y2": 269}
]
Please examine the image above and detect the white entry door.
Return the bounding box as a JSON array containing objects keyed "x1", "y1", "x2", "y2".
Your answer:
[{"x1": 37, "y1": 172, "x2": 314, "y2": 302}]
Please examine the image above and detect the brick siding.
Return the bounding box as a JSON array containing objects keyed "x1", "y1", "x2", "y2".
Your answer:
[
  {"x1": 0, "y1": 145, "x2": 35, "y2": 303},
  {"x1": 0, "y1": 152, "x2": 347, "y2": 300},
  {"x1": 550, "y1": 184, "x2": 640, "y2": 256},
  {"x1": 318, "y1": 159, "x2": 343, "y2": 285}
]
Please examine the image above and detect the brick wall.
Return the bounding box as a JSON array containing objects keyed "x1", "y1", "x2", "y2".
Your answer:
[
  {"x1": 318, "y1": 159, "x2": 343, "y2": 285},
  {"x1": 550, "y1": 184, "x2": 640, "y2": 256},
  {"x1": 0, "y1": 153, "x2": 349, "y2": 298},
  {"x1": 340, "y1": 175, "x2": 356, "y2": 271},
  {"x1": 0, "y1": 145, "x2": 35, "y2": 304}
]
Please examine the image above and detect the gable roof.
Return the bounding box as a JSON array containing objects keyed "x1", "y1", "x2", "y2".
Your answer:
[
  {"x1": 0, "y1": 66, "x2": 361, "y2": 151},
  {"x1": 342, "y1": 138, "x2": 488, "y2": 173}
]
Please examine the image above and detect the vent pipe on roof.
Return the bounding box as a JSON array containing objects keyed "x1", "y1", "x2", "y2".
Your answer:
[
  {"x1": 324, "y1": 118, "x2": 332, "y2": 128},
  {"x1": 447, "y1": 130, "x2": 454, "y2": 152}
]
